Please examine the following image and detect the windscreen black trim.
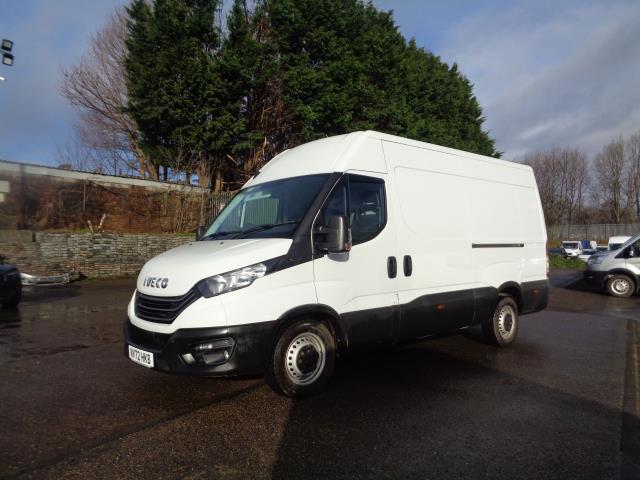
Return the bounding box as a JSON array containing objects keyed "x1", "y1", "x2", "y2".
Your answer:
[{"x1": 472, "y1": 243, "x2": 524, "y2": 248}]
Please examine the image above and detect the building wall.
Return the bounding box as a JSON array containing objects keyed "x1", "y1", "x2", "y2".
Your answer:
[
  {"x1": 0, "y1": 230, "x2": 193, "y2": 278},
  {"x1": 0, "y1": 160, "x2": 232, "y2": 233}
]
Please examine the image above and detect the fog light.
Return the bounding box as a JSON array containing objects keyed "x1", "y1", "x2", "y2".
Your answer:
[
  {"x1": 191, "y1": 338, "x2": 235, "y2": 366},
  {"x1": 182, "y1": 353, "x2": 196, "y2": 364},
  {"x1": 202, "y1": 350, "x2": 230, "y2": 365},
  {"x1": 195, "y1": 338, "x2": 234, "y2": 352},
  {"x1": 195, "y1": 343, "x2": 214, "y2": 352}
]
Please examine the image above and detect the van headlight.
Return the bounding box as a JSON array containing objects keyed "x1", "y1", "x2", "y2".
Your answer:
[
  {"x1": 196, "y1": 262, "x2": 268, "y2": 298},
  {"x1": 588, "y1": 255, "x2": 604, "y2": 265}
]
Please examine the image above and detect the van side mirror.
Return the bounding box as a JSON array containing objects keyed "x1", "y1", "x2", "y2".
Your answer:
[
  {"x1": 628, "y1": 247, "x2": 636, "y2": 258},
  {"x1": 314, "y1": 215, "x2": 351, "y2": 253},
  {"x1": 195, "y1": 225, "x2": 206, "y2": 241}
]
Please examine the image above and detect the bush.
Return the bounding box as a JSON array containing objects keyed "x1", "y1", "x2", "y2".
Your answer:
[{"x1": 549, "y1": 254, "x2": 586, "y2": 270}]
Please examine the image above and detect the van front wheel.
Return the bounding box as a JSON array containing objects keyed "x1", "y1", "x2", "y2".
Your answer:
[
  {"x1": 482, "y1": 296, "x2": 519, "y2": 347},
  {"x1": 606, "y1": 274, "x2": 634, "y2": 298},
  {"x1": 268, "y1": 320, "x2": 335, "y2": 397}
]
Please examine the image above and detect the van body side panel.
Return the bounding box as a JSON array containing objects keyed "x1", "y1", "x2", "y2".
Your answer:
[
  {"x1": 384, "y1": 142, "x2": 476, "y2": 336},
  {"x1": 220, "y1": 261, "x2": 317, "y2": 328},
  {"x1": 382, "y1": 139, "x2": 547, "y2": 338}
]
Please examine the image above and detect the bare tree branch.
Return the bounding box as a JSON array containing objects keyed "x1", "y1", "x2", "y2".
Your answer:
[{"x1": 59, "y1": 8, "x2": 158, "y2": 179}]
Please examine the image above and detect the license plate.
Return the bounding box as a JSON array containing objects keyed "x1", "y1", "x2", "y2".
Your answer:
[{"x1": 128, "y1": 345, "x2": 154, "y2": 368}]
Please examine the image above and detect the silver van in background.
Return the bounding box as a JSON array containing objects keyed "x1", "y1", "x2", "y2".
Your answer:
[{"x1": 584, "y1": 234, "x2": 640, "y2": 297}]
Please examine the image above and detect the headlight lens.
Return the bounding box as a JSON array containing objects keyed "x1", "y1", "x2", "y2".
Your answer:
[
  {"x1": 588, "y1": 255, "x2": 604, "y2": 265},
  {"x1": 196, "y1": 262, "x2": 268, "y2": 298}
]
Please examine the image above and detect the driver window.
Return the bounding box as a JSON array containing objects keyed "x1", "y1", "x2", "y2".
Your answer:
[
  {"x1": 317, "y1": 175, "x2": 386, "y2": 246},
  {"x1": 348, "y1": 176, "x2": 386, "y2": 245}
]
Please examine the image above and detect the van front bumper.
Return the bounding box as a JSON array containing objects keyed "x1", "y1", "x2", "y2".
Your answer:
[
  {"x1": 583, "y1": 270, "x2": 607, "y2": 287},
  {"x1": 123, "y1": 319, "x2": 280, "y2": 376}
]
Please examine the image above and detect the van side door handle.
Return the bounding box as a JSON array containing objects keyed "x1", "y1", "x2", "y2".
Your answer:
[
  {"x1": 403, "y1": 255, "x2": 412, "y2": 276},
  {"x1": 387, "y1": 256, "x2": 397, "y2": 278}
]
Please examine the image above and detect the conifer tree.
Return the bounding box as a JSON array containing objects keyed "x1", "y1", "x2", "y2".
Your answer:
[{"x1": 124, "y1": 0, "x2": 498, "y2": 191}]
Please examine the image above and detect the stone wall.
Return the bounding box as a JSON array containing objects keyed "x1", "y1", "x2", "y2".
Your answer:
[{"x1": 0, "y1": 230, "x2": 193, "y2": 278}]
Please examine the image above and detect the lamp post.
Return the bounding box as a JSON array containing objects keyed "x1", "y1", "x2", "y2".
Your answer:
[{"x1": 1, "y1": 38, "x2": 14, "y2": 82}]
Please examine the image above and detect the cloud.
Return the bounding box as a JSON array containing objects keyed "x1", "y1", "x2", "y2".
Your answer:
[
  {"x1": 2, "y1": 1, "x2": 638, "y2": 165},
  {"x1": 0, "y1": 0, "x2": 127, "y2": 165},
  {"x1": 439, "y1": 0, "x2": 640, "y2": 159}
]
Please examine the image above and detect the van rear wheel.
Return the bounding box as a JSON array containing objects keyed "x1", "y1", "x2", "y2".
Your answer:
[
  {"x1": 606, "y1": 274, "x2": 634, "y2": 298},
  {"x1": 268, "y1": 319, "x2": 335, "y2": 397},
  {"x1": 482, "y1": 296, "x2": 519, "y2": 347}
]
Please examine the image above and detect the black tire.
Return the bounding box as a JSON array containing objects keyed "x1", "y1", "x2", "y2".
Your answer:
[
  {"x1": 606, "y1": 274, "x2": 635, "y2": 298},
  {"x1": 1, "y1": 289, "x2": 21, "y2": 309},
  {"x1": 267, "y1": 319, "x2": 336, "y2": 397},
  {"x1": 482, "y1": 296, "x2": 519, "y2": 347}
]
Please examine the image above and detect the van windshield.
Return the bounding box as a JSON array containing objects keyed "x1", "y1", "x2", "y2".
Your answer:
[
  {"x1": 563, "y1": 242, "x2": 579, "y2": 249},
  {"x1": 203, "y1": 174, "x2": 329, "y2": 240}
]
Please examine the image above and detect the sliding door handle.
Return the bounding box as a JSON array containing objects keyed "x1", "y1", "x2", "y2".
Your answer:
[
  {"x1": 403, "y1": 255, "x2": 412, "y2": 277},
  {"x1": 387, "y1": 256, "x2": 397, "y2": 278}
]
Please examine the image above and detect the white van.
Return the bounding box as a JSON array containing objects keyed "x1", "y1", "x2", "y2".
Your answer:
[
  {"x1": 561, "y1": 240, "x2": 582, "y2": 258},
  {"x1": 608, "y1": 236, "x2": 631, "y2": 251},
  {"x1": 125, "y1": 131, "x2": 549, "y2": 396}
]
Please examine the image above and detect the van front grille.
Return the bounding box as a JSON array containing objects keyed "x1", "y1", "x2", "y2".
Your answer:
[{"x1": 134, "y1": 289, "x2": 201, "y2": 323}]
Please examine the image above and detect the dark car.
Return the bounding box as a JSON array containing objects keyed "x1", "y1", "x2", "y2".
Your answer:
[{"x1": 0, "y1": 264, "x2": 22, "y2": 308}]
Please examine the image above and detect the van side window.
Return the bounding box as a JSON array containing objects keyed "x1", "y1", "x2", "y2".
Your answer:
[
  {"x1": 317, "y1": 175, "x2": 386, "y2": 246},
  {"x1": 348, "y1": 176, "x2": 386, "y2": 245}
]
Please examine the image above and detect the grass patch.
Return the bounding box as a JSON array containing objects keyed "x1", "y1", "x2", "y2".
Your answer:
[{"x1": 549, "y1": 254, "x2": 586, "y2": 270}]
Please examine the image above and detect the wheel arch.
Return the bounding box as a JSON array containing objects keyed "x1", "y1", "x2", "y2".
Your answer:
[
  {"x1": 497, "y1": 281, "x2": 523, "y2": 313},
  {"x1": 274, "y1": 304, "x2": 348, "y2": 354}
]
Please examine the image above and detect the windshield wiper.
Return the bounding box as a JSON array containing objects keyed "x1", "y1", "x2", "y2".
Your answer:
[
  {"x1": 202, "y1": 230, "x2": 243, "y2": 240},
  {"x1": 203, "y1": 221, "x2": 298, "y2": 240},
  {"x1": 236, "y1": 221, "x2": 298, "y2": 238}
]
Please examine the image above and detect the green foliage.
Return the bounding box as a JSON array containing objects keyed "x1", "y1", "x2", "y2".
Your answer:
[
  {"x1": 124, "y1": 0, "x2": 498, "y2": 190},
  {"x1": 549, "y1": 254, "x2": 586, "y2": 270},
  {"x1": 125, "y1": 0, "x2": 237, "y2": 185},
  {"x1": 400, "y1": 41, "x2": 497, "y2": 156}
]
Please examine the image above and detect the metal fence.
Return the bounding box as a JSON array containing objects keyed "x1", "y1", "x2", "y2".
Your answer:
[
  {"x1": 547, "y1": 223, "x2": 640, "y2": 243},
  {"x1": 203, "y1": 191, "x2": 236, "y2": 225}
]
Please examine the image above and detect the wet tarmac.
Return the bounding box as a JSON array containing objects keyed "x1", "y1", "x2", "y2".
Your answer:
[{"x1": 0, "y1": 272, "x2": 639, "y2": 479}]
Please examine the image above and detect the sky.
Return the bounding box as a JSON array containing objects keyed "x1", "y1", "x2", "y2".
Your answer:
[{"x1": 1, "y1": 0, "x2": 639, "y2": 166}]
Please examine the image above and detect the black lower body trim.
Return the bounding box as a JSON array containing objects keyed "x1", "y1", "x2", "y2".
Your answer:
[
  {"x1": 398, "y1": 289, "x2": 475, "y2": 341},
  {"x1": 124, "y1": 319, "x2": 279, "y2": 376},
  {"x1": 521, "y1": 279, "x2": 549, "y2": 314},
  {"x1": 340, "y1": 282, "x2": 547, "y2": 349}
]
